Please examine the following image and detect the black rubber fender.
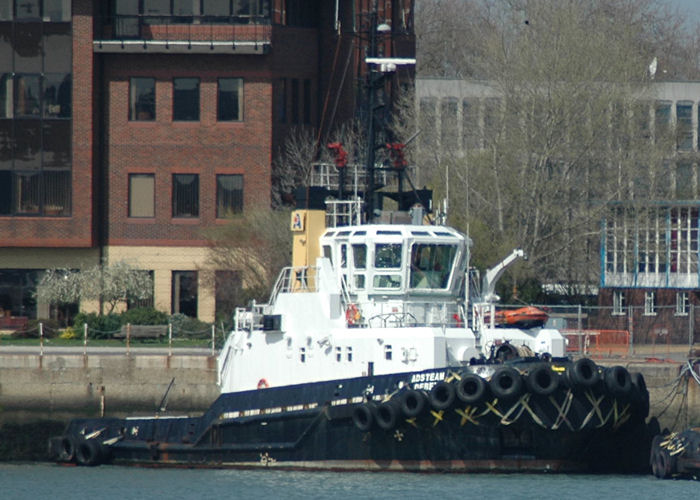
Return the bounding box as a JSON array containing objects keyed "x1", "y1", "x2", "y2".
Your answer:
[
  {"x1": 604, "y1": 365, "x2": 632, "y2": 397},
  {"x1": 650, "y1": 434, "x2": 676, "y2": 479},
  {"x1": 632, "y1": 372, "x2": 650, "y2": 418},
  {"x1": 489, "y1": 366, "x2": 523, "y2": 400},
  {"x1": 400, "y1": 389, "x2": 427, "y2": 418},
  {"x1": 567, "y1": 357, "x2": 601, "y2": 388},
  {"x1": 526, "y1": 365, "x2": 560, "y2": 396},
  {"x1": 75, "y1": 438, "x2": 102, "y2": 466},
  {"x1": 375, "y1": 399, "x2": 401, "y2": 430},
  {"x1": 456, "y1": 373, "x2": 487, "y2": 404},
  {"x1": 58, "y1": 435, "x2": 77, "y2": 463},
  {"x1": 352, "y1": 402, "x2": 377, "y2": 432},
  {"x1": 429, "y1": 380, "x2": 456, "y2": 410}
]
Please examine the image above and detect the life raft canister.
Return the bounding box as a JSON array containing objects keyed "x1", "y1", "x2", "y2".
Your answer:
[
  {"x1": 257, "y1": 378, "x2": 269, "y2": 389},
  {"x1": 346, "y1": 304, "x2": 361, "y2": 325}
]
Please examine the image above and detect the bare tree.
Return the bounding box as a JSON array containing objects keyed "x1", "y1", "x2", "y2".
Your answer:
[
  {"x1": 203, "y1": 207, "x2": 293, "y2": 305},
  {"x1": 408, "y1": 0, "x2": 692, "y2": 300}
]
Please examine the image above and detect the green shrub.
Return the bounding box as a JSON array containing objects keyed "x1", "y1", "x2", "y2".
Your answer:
[
  {"x1": 73, "y1": 312, "x2": 121, "y2": 339},
  {"x1": 169, "y1": 313, "x2": 211, "y2": 339},
  {"x1": 120, "y1": 307, "x2": 169, "y2": 326}
]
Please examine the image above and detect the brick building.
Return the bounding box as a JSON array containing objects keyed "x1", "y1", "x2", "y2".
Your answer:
[{"x1": 0, "y1": 1, "x2": 415, "y2": 323}]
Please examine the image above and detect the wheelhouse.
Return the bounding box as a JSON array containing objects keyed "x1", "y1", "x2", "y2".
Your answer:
[{"x1": 320, "y1": 225, "x2": 469, "y2": 298}]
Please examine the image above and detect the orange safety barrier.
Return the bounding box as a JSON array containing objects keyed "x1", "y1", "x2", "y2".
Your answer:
[{"x1": 562, "y1": 329, "x2": 630, "y2": 357}]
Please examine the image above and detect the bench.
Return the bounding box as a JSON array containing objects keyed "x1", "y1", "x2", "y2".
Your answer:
[{"x1": 114, "y1": 324, "x2": 168, "y2": 340}]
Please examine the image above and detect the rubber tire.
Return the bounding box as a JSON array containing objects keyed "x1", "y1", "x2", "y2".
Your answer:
[
  {"x1": 75, "y1": 438, "x2": 102, "y2": 466},
  {"x1": 651, "y1": 435, "x2": 676, "y2": 479},
  {"x1": 567, "y1": 358, "x2": 600, "y2": 389},
  {"x1": 400, "y1": 390, "x2": 427, "y2": 418},
  {"x1": 489, "y1": 366, "x2": 523, "y2": 400},
  {"x1": 456, "y1": 374, "x2": 487, "y2": 405},
  {"x1": 604, "y1": 365, "x2": 632, "y2": 397},
  {"x1": 376, "y1": 400, "x2": 401, "y2": 430},
  {"x1": 352, "y1": 402, "x2": 376, "y2": 432},
  {"x1": 632, "y1": 372, "x2": 650, "y2": 418},
  {"x1": 526, "y1": 365, "x2": 559, "y2": 396},
  {"x1": 429, "y1": 381, "x2": 456, "y2": 410},
  {"x1": 58, "y1": 435, "x2": 77, "y2": 463}
]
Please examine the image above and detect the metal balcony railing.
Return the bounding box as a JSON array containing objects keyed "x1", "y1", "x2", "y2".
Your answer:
[{"x1": 94, "y1": 14, "x2": 272, "y2": 54}]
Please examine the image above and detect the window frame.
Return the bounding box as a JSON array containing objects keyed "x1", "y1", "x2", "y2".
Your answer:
[
  {"x1": 215, "y1": 173, "x2": 243, "y2": 217},
  {"x1": 128, "y1": 173, "x2": 155, "y2": 218},
  {"x1": 129, "y1": 77, "x2": 156, "y2": 121},
  {"x1": 172, "y1": 77, "x2": 200, "y2": 122},
  {"x1": 217, "y1": 77, "x2": 243, "y2": 122},
  {"x1": 612, "y1": 290, "x2": 625, "y2": 316},
  {"x1": 643, "y1": 290, "x2": 657, "y2": 316},
  {"x1": 172, "y1": 173, "x2": 199, "y2": 218}
]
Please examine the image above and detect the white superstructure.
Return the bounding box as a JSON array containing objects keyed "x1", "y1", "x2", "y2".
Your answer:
[{"x1": 217, "y1": 211, "x2": 567, "y2": 394}]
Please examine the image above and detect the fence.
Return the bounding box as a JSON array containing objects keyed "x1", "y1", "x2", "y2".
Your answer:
[
  {"x1": 496, "y1": 303, "x2": 699, "y2": 360},
  {"x1": 0, "y1": 322, "x2": 226, "y2": 357}
]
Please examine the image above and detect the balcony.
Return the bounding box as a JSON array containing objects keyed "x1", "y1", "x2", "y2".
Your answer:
[{"x1": 94, "y1": 15, "x2": 271, "y2": 55}]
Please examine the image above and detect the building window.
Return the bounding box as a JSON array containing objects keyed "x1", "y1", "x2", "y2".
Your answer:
[
  {"x1": 303, "y1": 79, "x2": 311, "y2": 124},
  {"x1": 129, "y1": 174, "x2": 155, "y2": 217},
  {"x1": 278, "y1": 78, "x2": 287, "y2": 123},
  {"x1": 173, "y1": 77, "x2": 199, "y2": 121},
  {"x1": 130, "y1": 77, "x2": 155, "y2": 121},
  {"x1": 654, "y1": 100, "x2": 671, "y2": 143},
  {"x1": 676, "y1": 102, "x2": 693, "y2": 151},
  {"x1": 384, "y1": 344, "x2": 392, "y2": 360},
  {"x1": 172, "y1": 270, "x2": 197, "y2": 317},
  {"x1": 291, "y1": 78, "x2": 299, "y2": 124},
  {"x1": 675, "y1": 291, "x2": 689, "y2": 316},
  {"x1": 217, "y1": 78, "x2": 242, "y2": 121},
  {"x1": 644, "y1": 291, "x2": 657, "y2": 316},
  {"x1": 216, "y1": 174, "x2": 243, "y2": 217},
  {"x1": 172, "y1": 173, "x2": 199, "y2": 217},
  {"x1": 612, "y1": 290, "x2": 625, "y2": 315}
]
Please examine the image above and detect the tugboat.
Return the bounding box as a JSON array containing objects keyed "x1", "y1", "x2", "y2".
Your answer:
[{"x1": 48, "y1": 31, "x2": 655, "y2": 473}]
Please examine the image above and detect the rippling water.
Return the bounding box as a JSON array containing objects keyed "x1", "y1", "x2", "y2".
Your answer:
[{"x1": 1, "y1": 464, "x2": 697, "y2": 500}]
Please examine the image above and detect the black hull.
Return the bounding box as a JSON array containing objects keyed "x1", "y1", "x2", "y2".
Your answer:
[{"x1": 49, "y1": 359, "x2": 656, "y2": 473}]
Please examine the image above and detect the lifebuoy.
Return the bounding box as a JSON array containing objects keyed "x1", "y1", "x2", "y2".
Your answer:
[
  {"x1": 346, "y1": 304, "x2": 361, "y2": 325},
  {"x1": 456, "y1": 373, "x2": 487, "y2": 404},
  {"x1": 257, "y1": 378, "x2": 269, "y2": 389}
]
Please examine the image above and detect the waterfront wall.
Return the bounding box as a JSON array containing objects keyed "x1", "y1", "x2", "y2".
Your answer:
[{"x1": 0, "y1": 353, "x2": 219, "y2": 424}]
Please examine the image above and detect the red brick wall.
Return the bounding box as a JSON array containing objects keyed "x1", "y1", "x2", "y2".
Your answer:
[
  {"x1": 103, "y1": 54, "x2": 274, "y2": 246},
  {"x1": 0, "y1": 0, "x2": 95, "y2": 248}
]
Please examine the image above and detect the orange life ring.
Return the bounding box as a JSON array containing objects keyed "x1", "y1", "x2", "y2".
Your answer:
[
  {"x1": 346, "y1": 304, "x2": 361, "y2": 325},
  {"x1": 257, "y1": 378, "x2": 269, "y2": 389}
]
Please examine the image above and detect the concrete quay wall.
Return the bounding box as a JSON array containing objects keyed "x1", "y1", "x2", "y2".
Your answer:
[{"x1": 0, "y1": 353, "x2": 219, "y2": 424}]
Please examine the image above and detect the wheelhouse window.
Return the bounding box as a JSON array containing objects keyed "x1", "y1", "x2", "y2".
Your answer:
[
  {"x1": 173, "y1": 77, "x2": 199, "y2": 121},
  {"x1": 130, "y1": 77, "x2": 155, "y2": 121},
  {"x1": 352, "y1": 244, "x2": 367, "y2": 290},
  {"x1": 217, "y1": 78, "x2": 242, "y2": 121},
  {"x1": 373, "y1": 243, "x2": 402, "y2": 289},
  {"x1": 129, "y1": 173, "x2": 155, "y2": 217},
  {"x1": 216, "y1": 174, "x2": 243, "y2": 217},
  {"x1": 410, "y1": 244, "x2": 457, "y2": 289},
  {"x1": 172, "y1": 173, "x2": 199, "y2": 217}
]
